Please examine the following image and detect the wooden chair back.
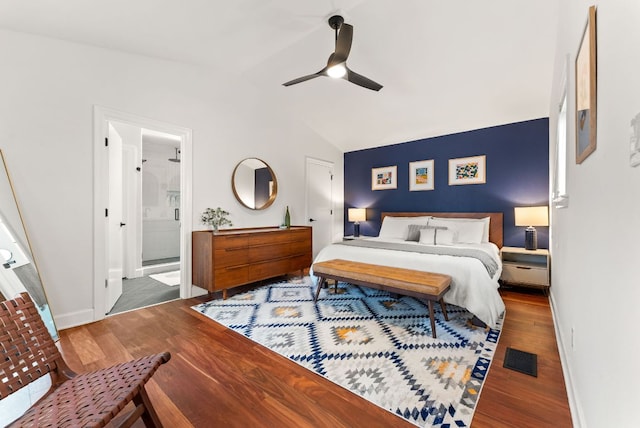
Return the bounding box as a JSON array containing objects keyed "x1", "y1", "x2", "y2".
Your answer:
[{"x1": 0, "y1": 292, "x2": 65, "y2": 399}]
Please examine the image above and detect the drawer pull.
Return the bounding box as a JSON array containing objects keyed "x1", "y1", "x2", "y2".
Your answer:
[{"x1": 516, "y1": 266, "x2": 532, "y2": 270}]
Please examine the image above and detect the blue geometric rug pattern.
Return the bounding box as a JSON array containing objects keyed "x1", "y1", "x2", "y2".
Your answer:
[{"x1": 192, "y1": 276, "x2": 503, "y2": 427}]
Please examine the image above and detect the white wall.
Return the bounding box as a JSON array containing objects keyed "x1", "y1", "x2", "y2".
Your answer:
[
  {"x1": 549, "y1": 2, "x2": 640, "y2": 426},
  {"x1": 0, "y1": 29, "x2": 343, "y2": 327}
]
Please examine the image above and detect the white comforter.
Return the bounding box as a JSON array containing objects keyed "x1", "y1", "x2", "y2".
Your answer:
[{"x1": 311, "y1": 238, "x2": 505, "y2": 328}]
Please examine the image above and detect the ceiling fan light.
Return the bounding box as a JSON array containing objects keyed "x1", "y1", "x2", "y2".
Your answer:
[{"x1": 327, "y1": 63, "x2": 346, "y2": 78}]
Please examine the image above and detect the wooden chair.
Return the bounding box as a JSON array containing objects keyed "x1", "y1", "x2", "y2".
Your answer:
[{"x1": 0, "y1": 292, "x2": 171, "y2": 427}]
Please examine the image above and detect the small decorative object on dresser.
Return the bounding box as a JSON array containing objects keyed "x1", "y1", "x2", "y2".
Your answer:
[
  {"x1": 201, "y1": 207, "x2": 233, "y2": 232},
  {"x1": 500, "y1": 246, "x2": 550, "y2": 294},
  {"x1": 284, "y1": 205, "x2": 291, "y2": 228}
]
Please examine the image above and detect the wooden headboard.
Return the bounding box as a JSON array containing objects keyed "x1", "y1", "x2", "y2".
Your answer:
[{"x1": 381, "y1": 212, "x2": 504, "y2": 248}]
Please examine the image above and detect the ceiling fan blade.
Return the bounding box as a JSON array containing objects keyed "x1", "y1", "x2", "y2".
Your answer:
[
  {"x1": 282, "y1": 71, "x2": 324, "y2": 87},
  {"x1": 333, "y1": 23, "x2": 353, "y2": 63},
  {"x1": 345, "y1": 67, "x2": 383, "y2": 91}
]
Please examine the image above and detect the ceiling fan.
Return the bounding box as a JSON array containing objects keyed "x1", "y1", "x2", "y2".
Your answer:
[{"x1": 283, "y1": 15, "x2": 383, "y2": 91}]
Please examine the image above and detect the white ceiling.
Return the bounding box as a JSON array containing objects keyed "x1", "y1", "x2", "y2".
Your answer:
[{"x1": 0, "y1": 0, "x2": 559, "y2": 152}]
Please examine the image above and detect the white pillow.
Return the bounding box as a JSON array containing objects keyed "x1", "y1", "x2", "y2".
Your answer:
[
  {"x1": 378, "y1": 216, "x2": 431, "y2": 239},
  {"x1": 429, "y1": 217, "x2": 491, "y2": 244},
  {"x1": 428, "y1": 218, "x2": 485, "y2": 244},
  {"x1": 418, "y1": 228, "x2": 436, "y2": 245},
  {"x1": 435, "y1": 229, "x2": 457, "y2": 245}
]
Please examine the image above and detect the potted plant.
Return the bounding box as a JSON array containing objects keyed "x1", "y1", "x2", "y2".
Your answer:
[{"x1": 201, "y1": 207, "x2": 233, "y2": 232}]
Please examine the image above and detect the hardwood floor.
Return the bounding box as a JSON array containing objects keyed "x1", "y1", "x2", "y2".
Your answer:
[{"x1": 57, "y1": 285, "x2": 572, "y2": 427}]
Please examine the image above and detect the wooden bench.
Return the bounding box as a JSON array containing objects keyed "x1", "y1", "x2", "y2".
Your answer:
[{"x1": 312, "y1": 259, "x2": 452, "y2": 338}]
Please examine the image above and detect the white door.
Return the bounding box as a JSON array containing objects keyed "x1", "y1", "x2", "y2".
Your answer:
[
  {"x1": 305, "y1": 158, "x2": 334, "y2": 258},
  {"x1": 122, "y1": 145, "x2": 138, "y2": 279},
  {"x1": 106, "y1": 123, "x2": 124, "y2": 313}
]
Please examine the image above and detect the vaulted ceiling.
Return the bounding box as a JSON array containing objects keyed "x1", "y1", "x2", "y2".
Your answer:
[{"x1": 0, "y1": 0, "x2": 559, "y2": 152}]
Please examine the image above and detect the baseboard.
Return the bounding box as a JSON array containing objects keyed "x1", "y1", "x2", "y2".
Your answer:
[
  {"x1": 549, "y1": 291, "x2": 585, "y2": 428},
  {"x1": 54, "y1": 308, "x2": 95, "y2": 331}
]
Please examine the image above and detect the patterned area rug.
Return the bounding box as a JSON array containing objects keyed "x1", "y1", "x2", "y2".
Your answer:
[{"x1": 192, "y1": 277, "x2": 503, "y2": 427}]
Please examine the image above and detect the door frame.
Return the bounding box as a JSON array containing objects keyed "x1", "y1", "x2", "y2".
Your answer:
[{"x1": 93, "y1": 106, "x2": 193, "y2": 321}]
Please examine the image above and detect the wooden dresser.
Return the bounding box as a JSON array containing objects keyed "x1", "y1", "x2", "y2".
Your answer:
[{"x1": 192, "y1": 226, "x2": 312, "y2": 298}]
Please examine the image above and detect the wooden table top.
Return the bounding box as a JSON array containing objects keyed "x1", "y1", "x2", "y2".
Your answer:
[{"x1": 312, "y1": 259, "x2": 451, "y2": 296}]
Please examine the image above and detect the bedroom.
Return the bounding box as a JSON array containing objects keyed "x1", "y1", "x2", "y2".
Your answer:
[{"x1": 0, "y1": 1, "x2": 638, "y2": 427}]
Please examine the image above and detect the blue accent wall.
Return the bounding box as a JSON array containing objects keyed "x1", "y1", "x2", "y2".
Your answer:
[{"x1": 344, "y1": 118, "x2": 550, "y2": 249}]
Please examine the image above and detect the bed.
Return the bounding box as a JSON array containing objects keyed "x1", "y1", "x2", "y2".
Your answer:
[{"x1": 311, "y1": 212, "x2": 506, "y2": 328}]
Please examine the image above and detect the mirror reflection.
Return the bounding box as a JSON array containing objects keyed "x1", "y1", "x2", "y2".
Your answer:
[
  {"x1": 0, "y1": 150, "x2": 58, "y2": 339},
  {"x1": 232, "y1": 158, "x2": 277, "y2": 210}
]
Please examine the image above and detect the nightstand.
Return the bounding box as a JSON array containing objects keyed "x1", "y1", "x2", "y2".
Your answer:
[{"x1": 500, "y1": 246, "x2": 550, "y2": 292}]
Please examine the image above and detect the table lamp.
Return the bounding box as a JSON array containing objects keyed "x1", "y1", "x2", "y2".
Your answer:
[
  {"x1": 348, "y1": 208, "x2": 366, "y2": 237},
  {"x1": 514, "y1": 206, "x2": 549, "y2": 250}
]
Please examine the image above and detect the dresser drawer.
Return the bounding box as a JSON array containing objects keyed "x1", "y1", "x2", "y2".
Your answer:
[
  {"x1": 249, "y1": 231, "x2": 290, "y2": 246},
  {"x1": 249, "y1": 243, "x2": 289, "y2": 263},
  {"x1": 501, "y1": 263, "x2": 549, "y2": 286},
  {"x1": 288, "y1": 228, "x2": 310, "y2": 241},
  {"x1": 214, "y1": 235, "x2": 248, "y2": 250},
  {"x1": 214, "y1": 265, "x2": 249, "y2": 289},
  {"x1": 289, "y1": 253, "x2": 311, "y2": 271},
  {"x1": 290, "y1": 239, "x2": 311, "y2": 255},
  {"x1": 214, "y1": 247, "x2": 249, "y2": 267},
  {"x1": 249, "y1": 258, "x2": 290, "y2": 281}
]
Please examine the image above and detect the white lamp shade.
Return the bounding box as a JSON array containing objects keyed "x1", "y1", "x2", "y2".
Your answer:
[
  {"x1": 514, "y1": 206, "x2": 549, "y2": 227},
  {"x1": 348, "y1": 208, "x2": 366, "y2": 222}
]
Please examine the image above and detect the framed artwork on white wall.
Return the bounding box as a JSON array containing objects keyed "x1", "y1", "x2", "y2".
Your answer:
[
  {"x1": 575, "y1": 5, "x2": 597, "y2": 164},
  {"x1": 409, "y1": 160, "x2": 434, "y2": 191}
]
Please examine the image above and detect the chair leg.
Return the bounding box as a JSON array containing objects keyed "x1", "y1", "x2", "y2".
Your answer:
[{"x1": 136, "y1": 387, "x2": 164, "y2": 428}]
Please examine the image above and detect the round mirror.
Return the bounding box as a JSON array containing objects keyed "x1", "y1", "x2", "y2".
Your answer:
[{"x1": 232, "y1": 158, "x2": 277, "y2": 210}]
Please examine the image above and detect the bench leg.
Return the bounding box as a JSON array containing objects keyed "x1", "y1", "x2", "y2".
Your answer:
[
  {"x1": 439, "y1": 299, "x2": 449, "y2": 321},
  {"x1": 314, "y1": 277, "x2": 325, "y2": 302},
  {"x1": 428, "y1": 300, "x2": 437, "y2": 339}
]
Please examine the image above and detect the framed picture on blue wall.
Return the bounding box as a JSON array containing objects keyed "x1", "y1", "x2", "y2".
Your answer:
[
  {"x1": 448, "y1": 155, "x2": 486, "y2": 185},
  {"x1": 371, "y1": 165, "x2": 397, "y2": 190},
  {"x1": 409, "y1": 160, "x2": 434, "y2": 191}
]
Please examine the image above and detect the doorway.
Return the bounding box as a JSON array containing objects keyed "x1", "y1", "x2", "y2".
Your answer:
[
  {"x1": 108, "y1": 125, "x2": 183, "y2": 315},
  {"x1": 93, "y1": 106, "x2": 193, "y2": 321}
]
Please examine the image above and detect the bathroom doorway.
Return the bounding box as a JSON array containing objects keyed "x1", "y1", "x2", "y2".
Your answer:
[
  {"x1": 93, "y1": 106, "x2": 193, "y2": 320},
  {"x1": 107, "y1": 126, "x2": 183, "y2": 315}
]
